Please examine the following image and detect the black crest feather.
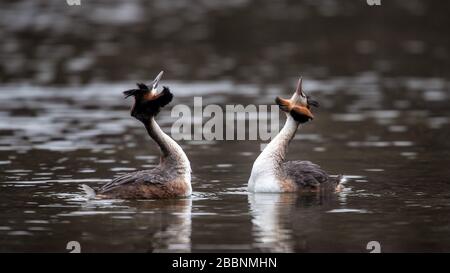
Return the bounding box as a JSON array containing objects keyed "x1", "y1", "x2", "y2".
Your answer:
[
  {"x1": 136, "y1": 83, "x2": 149, "y2": 90},
  {"x1": 307, "y1": 96, "x2": 319, "y2": 108},
  {"x1": 123, "y1": 82, "x2": 150, "y2": 98},
  {"x1": 123, "y1": 89, "x2": 139, "y2": 98},
  {"x1": 290, "y1": 109, "x2": 313, "y2": 124}
]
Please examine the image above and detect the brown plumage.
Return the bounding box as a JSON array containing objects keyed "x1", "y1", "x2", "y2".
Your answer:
[
  {"x1": 97, "y1": 170, "x2": 189, "y2": 199},
  {"x1": 275, "y1": 96, "x2": 314, "y2": 123}
]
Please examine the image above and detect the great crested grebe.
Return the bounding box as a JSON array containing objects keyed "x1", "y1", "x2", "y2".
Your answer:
[
  {"x1": 248, "y1": 77, "x2": 341, "y2": 193},
  {"x1": 81, "y1": 71, "x2": 191, "y2": 199}
]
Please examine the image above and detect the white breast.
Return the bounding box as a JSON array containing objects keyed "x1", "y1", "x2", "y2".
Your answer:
[
  {"x1": 248, "y1": 161, "x2": 282, "y2": 193},
  {"x1": 248, "y1": 116, "x2": 299, "y2": 193}
]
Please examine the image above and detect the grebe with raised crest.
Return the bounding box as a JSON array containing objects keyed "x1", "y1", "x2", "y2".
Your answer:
[
  {"x1": 80, "y1": 71, "x2": 191, "y2": 199},
  {"x1": 248, "y1": 77, "x2": 342, "y2": 193}
]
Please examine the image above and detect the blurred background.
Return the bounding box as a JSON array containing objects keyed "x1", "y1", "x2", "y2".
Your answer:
[
  {"x1": 0, "y1": 0, "x2": 449, "y2": 253},
  {"x1": 0, "y1": 0, "x2": 449, "y2": 84}
]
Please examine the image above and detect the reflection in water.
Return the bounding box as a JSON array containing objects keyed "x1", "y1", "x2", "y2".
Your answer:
[
  {"x1": 249, "y1": 188, "x2": 346, "y2": 253},
  {"x1": 249, "y1": 193, "x2": 296, "y2": 252},
  {"x1": 145, "y1": 199, "x2": 192, "y2": 253},
  {"x1": 57, "y1": 197, "x2": 193, "y2": 253}
]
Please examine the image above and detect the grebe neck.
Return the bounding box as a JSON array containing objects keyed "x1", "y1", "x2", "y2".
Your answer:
[
  {"x1": 145, "y1": 117, "x2": 191, "y2": 171},
  {"x1": 255, "y1": 115, "x2": 299, "y2": 169},
  {"x1": 248, "y1": 115, "x2": 299, "y2": 192}
]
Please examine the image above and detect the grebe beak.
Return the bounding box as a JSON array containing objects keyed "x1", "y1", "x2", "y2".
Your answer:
[
  {"x1": 152, "y1": 70, "x2": 164, "y2": 91},
  {"x1": 295, "y1": 77, "x2": 306, "y2": 98}
]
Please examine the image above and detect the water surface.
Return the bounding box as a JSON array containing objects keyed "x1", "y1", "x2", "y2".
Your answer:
[{"x1": 0, "y1": 76, "x2": 449, "y2": 252}]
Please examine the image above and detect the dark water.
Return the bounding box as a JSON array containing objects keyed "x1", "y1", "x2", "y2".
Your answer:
[
  {"x1": 0, "y1": 0, "x2": 450, "y2": 252},
  {"x1": 0, "y1": 76, "x2": 449, "y2": 252}
]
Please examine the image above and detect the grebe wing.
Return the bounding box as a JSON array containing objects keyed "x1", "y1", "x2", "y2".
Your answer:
[
  {"x1": 283, "y1": 161, "x2": 331, "y2": 187},
  {"x1": 99, "y1": 168, "x2": 166, "y2": 193}
]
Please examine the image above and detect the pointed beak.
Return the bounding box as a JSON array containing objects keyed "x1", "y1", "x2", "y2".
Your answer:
[
  {"x1": 295, "y1": 77, "x2": 304, "y2": 96},
  {"x1": 152, "y1": 70, "x2": 164, "y2": 91}
]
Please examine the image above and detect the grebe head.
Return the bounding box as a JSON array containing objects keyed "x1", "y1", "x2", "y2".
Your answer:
[
  {"x1": 123, "y1": 70, "x2": 173, "y2": 123},
  {"x1": 123, "y1": 70, "x2": 164, "y2": 99},
  {"x1": 275, "y1": 77, "x2": 319, "y2": 124}
]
